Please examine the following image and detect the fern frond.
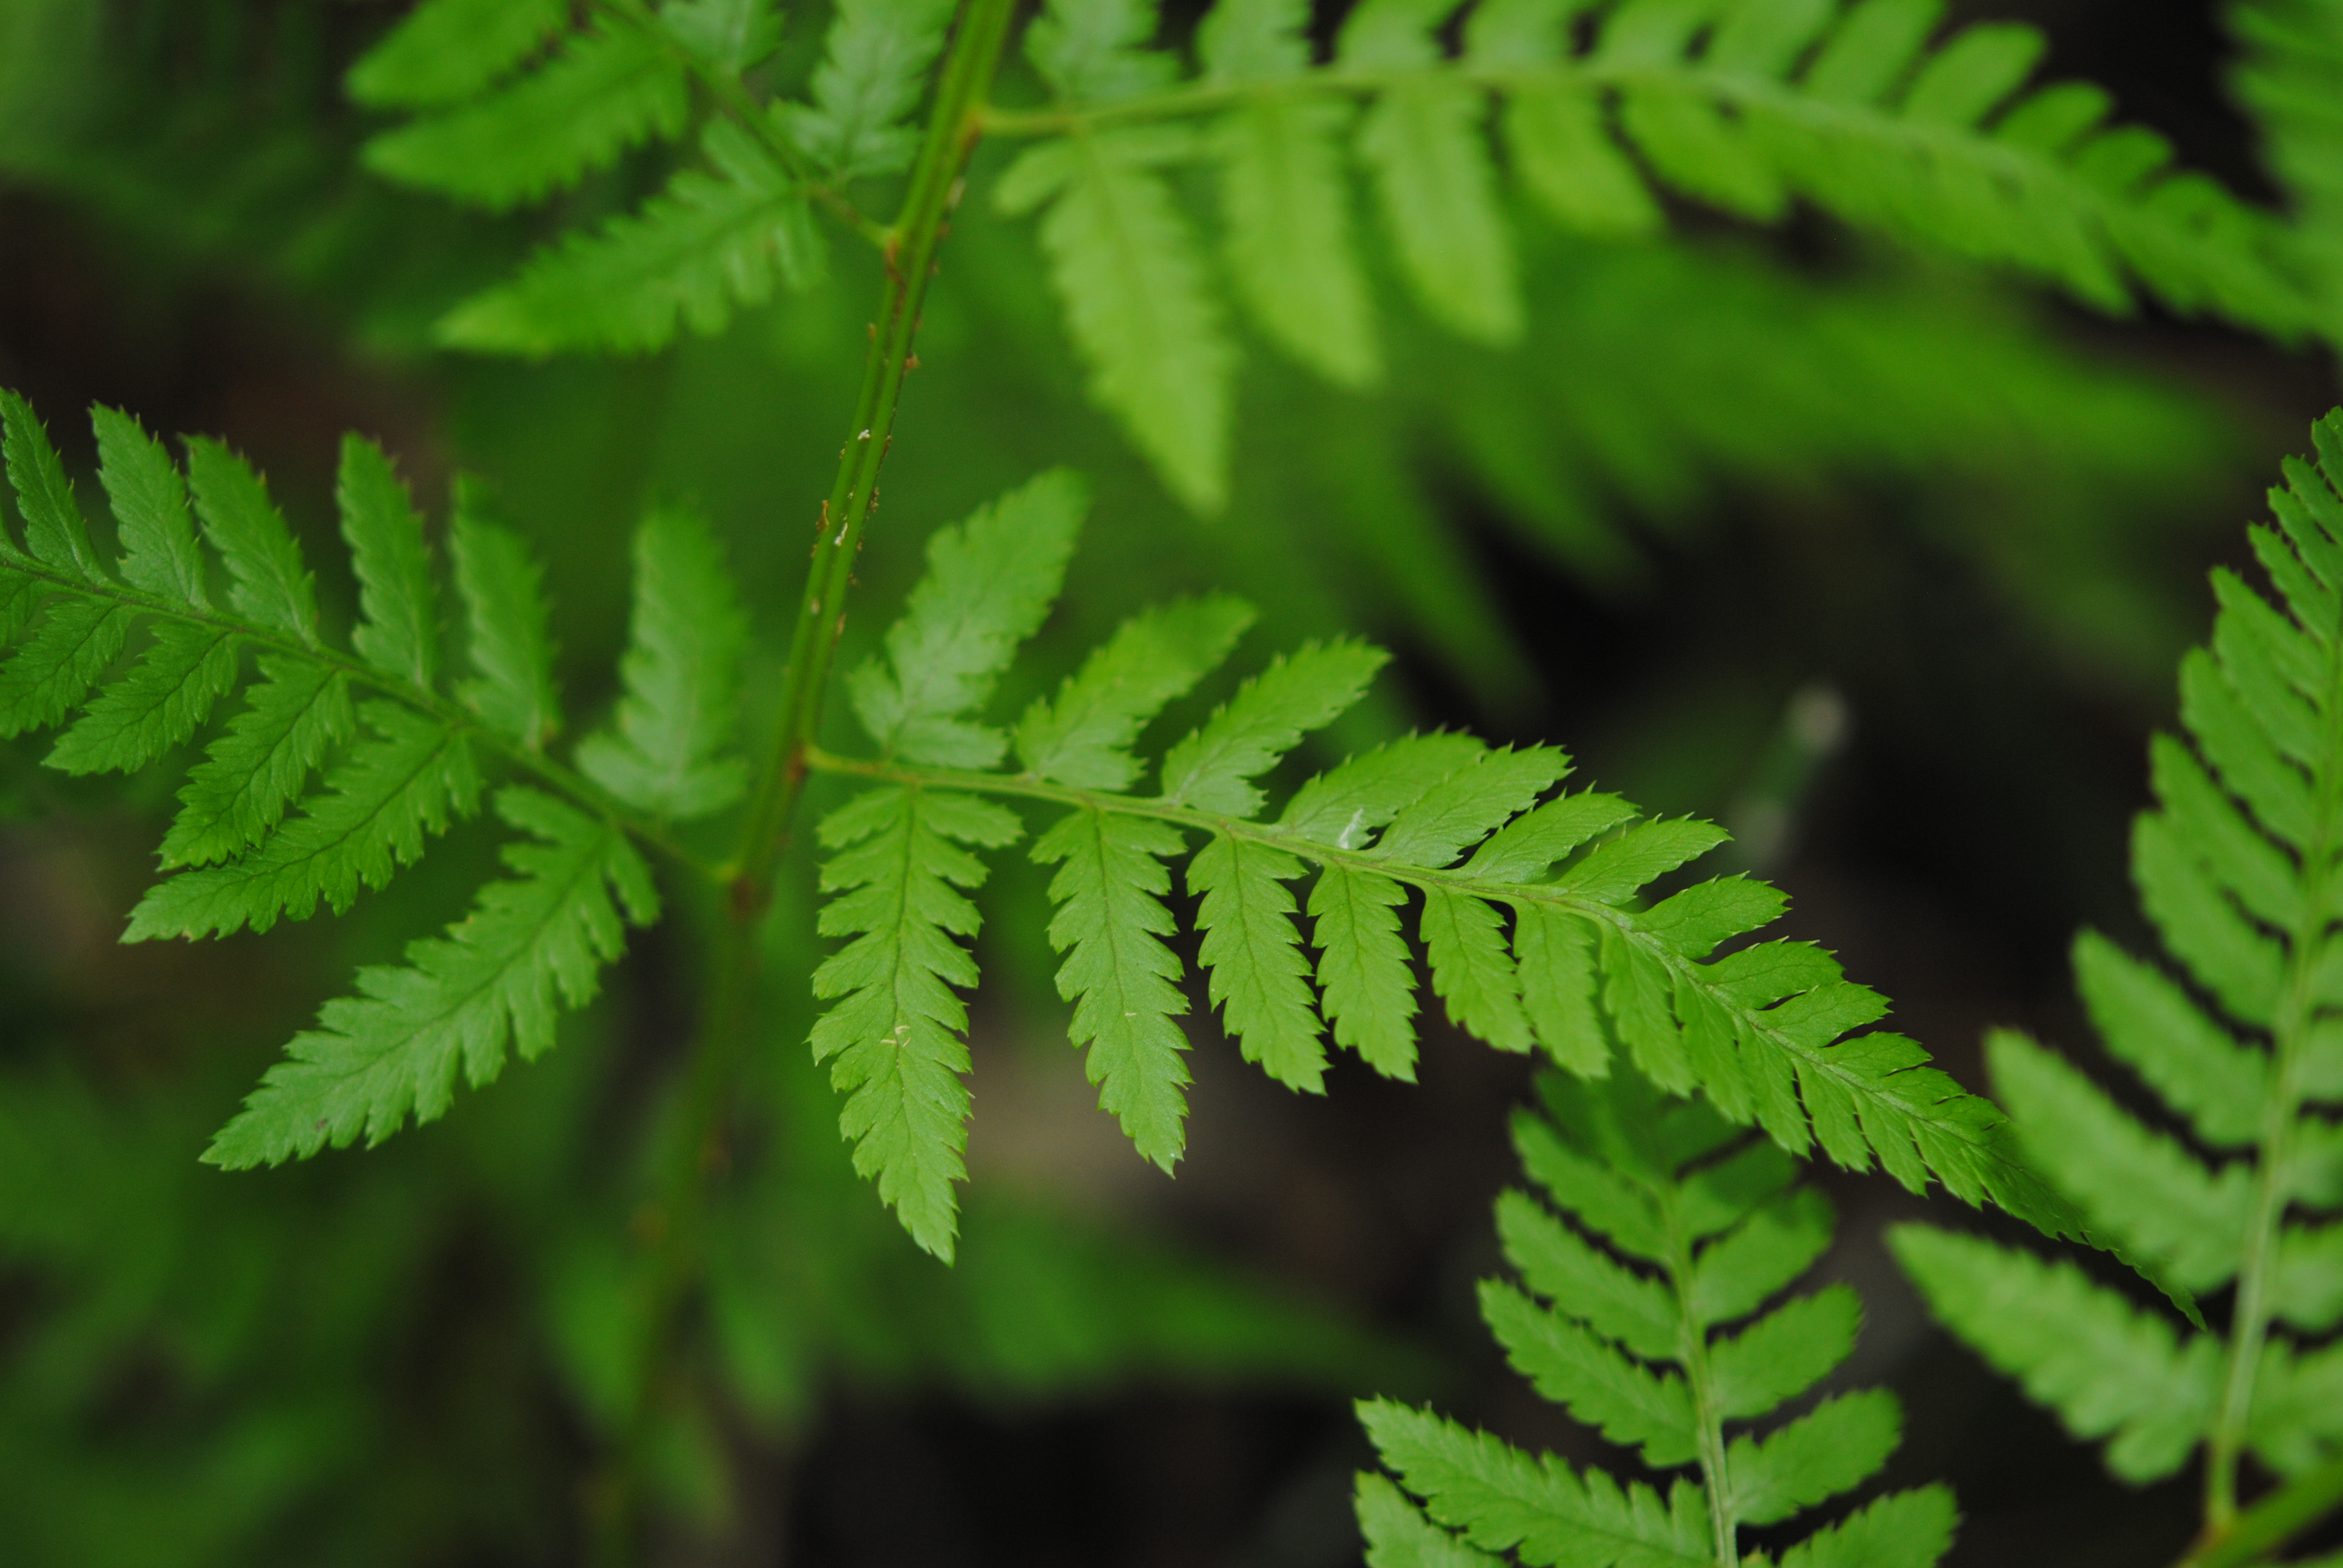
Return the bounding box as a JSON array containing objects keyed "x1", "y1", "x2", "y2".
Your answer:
[
  {"x1": 1199, "y1": 0, "x2": 1381, "y2": 387},
  {"x1": 782, "y1": 0, "x2": 958, "y2": 178},
  {"x1": 576, "y1": 507, "x2": 749, "y2": 820},
  {"x1": 436, "y1": 120, "x2": 826, "y2": 356},
  {"x1": 124, "y1": 704, "x2": 481, "y2": 941},
  {"x1": 1889, "y1": 1225, "x2": 2221, "y2": 1482},
  {"x1": 1035, "y1": 807, "x2": 1194, "y2": 1166},
  {"x1": 848, "y1": 468, "x2": 1087, "y2": 769},
  {"x1": 204, "y1": 786, "x2": 658, "y2": 1167},
  {"x1": 988, "y1": 0, "x2": 2316, "y2": 512},
  {"x1": 360, "y1": 15, "x2": 690, "y2": 212},
  {"x1": 810, "y1": 786, "x2": 1024, "y2": 1262},
  {"x1": 1356, "y1": 1067, "x2": 1951, "y2": 1567},
  {"x1": 1895, "y1": 409, "x2": 2343, "y2": 1518},
  {"x1": 159, "y1": 657, "x2": 356, "y2": 867},
  {"x1": 2231, "y1": 0, "x2": 2343, "y2": 342},
  {"x1": 451, "y1": 494, "x2": 560, "y2": 750},
  {"x1": 662, "y1": 0, "x2": 785, "y2": 74},
  {"x1": 810, "y1": 473, "x2": 2084, "y2": 1251},
  {"x1": 995, "y1": 126, "x2": 1236, "y2": 513},
  {"x1": 336, "y1": 436, "x2": 440, "y2": 694},
  {"x1": 0, "y1": 389, "x2": 713, "y2": 1169},
  {"x1": 345, "y1": 0, "x2": 570, "y2": 109}
]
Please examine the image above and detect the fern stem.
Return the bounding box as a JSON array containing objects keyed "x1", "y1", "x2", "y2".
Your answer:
[
  {"x1": 592, "y1": 2, "x2": 1020, "y2": 1559},
  {"x1": 589, "y1": 0, "x2": 887, "y2": 249},
  {"x1": 2181, "y1": 1444, "x2": 2343, "y2": 1568},
  {"x1": 1661, "y1": 1204, "x2": 1740, "y2": 1566},
  {"x1": 2203, "y1": 642, "x2": 2343, "y2": 1527},
  {"x1": 729, "y1": 0, "x2": 1014, "y2": 915}
]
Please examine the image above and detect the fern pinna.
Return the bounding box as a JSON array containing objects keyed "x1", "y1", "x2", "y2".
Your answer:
[
  {"x1": 1355, "y1": 1067, "x2": 1955, "y2": 1568},
  {"x1": 342, "y1": 0, "x2": 2322, "y2": 515},
  {"x1": 1892, "y1": 411, "x2": 2343, "y2": 1562},
  {"x1": 0, "y1": 390, "x2": 747, "y2": 1167},
  {"x1": 804, "y1": 463, "x2": 2082, "y2": 1260}
]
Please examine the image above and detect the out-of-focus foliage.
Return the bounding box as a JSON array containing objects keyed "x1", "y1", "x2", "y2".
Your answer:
[{"x1": 1894, "y1": 414, "x2": 2343, "y2": 1514}]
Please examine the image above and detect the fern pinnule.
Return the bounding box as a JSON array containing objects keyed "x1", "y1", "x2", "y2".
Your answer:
[
  {"x1": 807, "y1": 468, "x2": 2083, "y2": 1257},
  {"x1": 1355, "y1": 1067, "x2": 1956, "y2": 1568},
  {"x1": 988, "y1": 0, "x2": 2314, "y2": 514},
  {"x1": 0, "y1": 389, "x2": 742, "y2": 1171},
  {"x1": 348, "y1": 0, "x2": 926, "y2": 361},
  {"x1": 1892, "y1": 410, "x2": 2343, "y2": 1532}
]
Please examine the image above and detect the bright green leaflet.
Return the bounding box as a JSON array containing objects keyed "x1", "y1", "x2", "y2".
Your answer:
[
  {"x1": 1893, "y1": 410, "x2": 2343, "y2": 1557},
  {"x1": 1355, "y1": 1066, "x2": 1955, "y2": 1568}
]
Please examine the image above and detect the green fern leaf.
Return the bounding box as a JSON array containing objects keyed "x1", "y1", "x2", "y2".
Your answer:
[
  {"x1": 1373, "y1": 746, "x2": 1568, "y2": 867},
  {"x1": 781, "y1": 0, "x2": 955, "y2": 177},
  {"x1": 1308, "y1": 862, "x2": 1420, "y2": 1080},
  {"x1": 1210, "y1": 96, "x2": 1379, "y2": 388},
  {"x1": 1889, "y1": 1224, "x2": 2221, "y2": 1482},
  {"x1": 1728, "y1": 1389, "x2": 1904, "y2": 1526},
  {"x1": 1775, "y1": 1486, "x2": 1958, "y2": 1568},
  {"x1": 451, "y1": 498, "x2": 559, "y2": 749},
  {"x1": 44, "y1": 621, "x2": 238, "y2": 776},
  {"x1": 1356, "y1": 1399, "x2": 1711, "y2": 1568},
  {"x1": 1987, "y1": 1028, "x2": 2252, "y2": 1293},
  {"x1": 183, "y1": 437, "x2": 320, "y2": 645},
  {"x1": 2275, "y1": 1222, "x2": 2343, "y2": 1331},
  {"x1": 850, "y1": 468, "x2": 1086, "y2": 768},
  {"x1": 1498, "y1": 88, "x2": 1665, "y2": 238},
  {"x1": 1637, "y1": 877, "x2": 1791, "y2": 959},
  {"x1": 336, "y1": 435, "x2": 439, "y2": 693},
  {"x1": 998, "y1": 126, "x2": 1236, "y2": 512},
  {"x1": 1364, "y1": 1065, "x2": 1928, "y2": 1566},
  {"x1": 1196, "y1": 0, "x2": 1383, "y2": 391},
  {"x1": 205, "y1": 787, "x2": 657, "y2": 1166},
  {"x1": 1026, "y1": 0, "x2": 1178, "y2": 103},
  {"x1": 159, "y1": 656, "x2": 355, "y2": 867},
  {"x1": 1688, "y1": 1186, "x2": 1835, "y2": 1326},
  {"x1": 1278, "y1": 731, "x2": 1486, "y2": 847},
  {"x1": 345, "y1": 0, "x2": 569, "y2": 109},
  {"x1": 1355, "y1": 82, "x2": 1521, "y2": 347},
  {"x1": 1159, "y1": 639, "x2": 1386, "y2": 815},
  {"x1": 92, "y1": 406, "x2": 207, "y2": 608},
  {"x1": 1422, "y1": 885, "x2": 1533, "y2": 1053},
  {"x1": 0, "y1": 390, "x2": 106, "y2": 583},
  {"x1": 1354, "y1": 1472, "x2": 1503, "y2": 1568},
  {"x1": 1555, "y1": 819, "x2": 1733, "y2": 904},
  {"x1": 1033, "y1": 808, "x2": 1193, "y2": 1168},
  {"x1": 661, "y1": 0, "x2": 784, "y2": 73},
  {"x1": 1339, "y1": 0, "x2": 1521, "y2": 344},
  {"x1": 361, "y1": 18, "x2": 690, "y2": 212},
  {"x1": 576, "y1": 508, "x2": 749, "y2": 820},
  {"x1": 810, "y1": 786, "x2": 1024, "y2": 1261},
  {"x1": 0, "y1": 599, "x2": 136, "y2": 739},
  {"x1": 125, "y1": 704, "x2": 480, "y2": 941},
  {"x1": 2250, "y1": 1339, "x2": 2343, "y2": 1475},
  {"x1": 437, "y1": 120, "x2": 825, "y2": 356},
  {"x1": 1513, "y1": 1102, "x2": 1669, "y2": 1263},
  {"x1": 1480, "y1": 1278, "x2": 1698, "y2": 1466},
  {"x1": 1707, "y1": 1285, "x2": 1859, "y2": 1419},
  {"x1": 1464, "y1": 791, "x2": 1636, "y2": 883},
  {"x1": 1014, "y1": 593, "x2": 1253, "y2": 788},
  {"x1": 1188, "y1": 835, "x2": 1326, "y2": 1092},
  {"x1": 1512, "y1": 903, "x2": 1607, "y2": 1075},
  {"x1": 1494, "y1": 1186, "x2": 1677, "y2": 1359},
  {"x1": 1890, "y1": 412, "x2": 2343, "y2": 1508}
]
